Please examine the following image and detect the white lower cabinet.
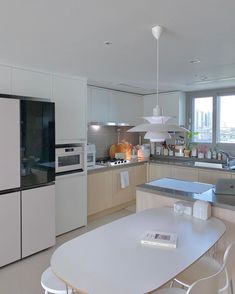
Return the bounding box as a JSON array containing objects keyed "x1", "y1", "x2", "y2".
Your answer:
[
  {"x1": 21, "y1": 185, "x2": 55, "y2": 258},
  {"x1": 0, "y1": 192, "x2": 21, "y2": 267},
  {"x1": 55, "y1": 173, "x2": 87, "y2": 236}
]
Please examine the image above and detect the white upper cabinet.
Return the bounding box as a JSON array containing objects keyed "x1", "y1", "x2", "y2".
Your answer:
[
  {"x1": 88, "y1": 87, "x2": 111, "y2": 123},
  {"x1": 88, "y1": 86, "x2": 143, "y2": 126},
  {"x1": 109, "y1": 91, "x2": 143, "y2": 126},
  {"x1": 143, "y1": 91, "x2": 186, "y2": 126},
  {"x1": 52, "y1": 75, "x2": 87, "y2": 144},
  {"x1": 0, "y1": 98, "x2": 20, "y2": 190},
  {"x1": 0, "y1": 65, "x2": 11, "y2": 94},
  {"x1": 12, "y1": 68, "x2": 51, "y2": 99}
]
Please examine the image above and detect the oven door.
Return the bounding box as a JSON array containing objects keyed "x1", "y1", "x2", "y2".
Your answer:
[{"x1": 56, "y1": 147, "x2": 84, "y2": 173}]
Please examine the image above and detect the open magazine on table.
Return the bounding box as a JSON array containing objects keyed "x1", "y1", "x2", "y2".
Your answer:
[{"x1": 141, "y1": 231, "x2": 178, "y2": 249}]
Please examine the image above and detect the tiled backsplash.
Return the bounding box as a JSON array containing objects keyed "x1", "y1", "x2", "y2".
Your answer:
[{"x1": 88, "y1": 125, "x2": 141, "y2": 158}]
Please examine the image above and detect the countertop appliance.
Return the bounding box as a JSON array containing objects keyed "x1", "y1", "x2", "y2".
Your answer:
[
  {"x1": 56, "y1": 145, "x2": 84, "y2": 174},
  {"x1": 87, "y1": 144, "x2": 96, "y2": 167},
  {"x1": 96, "y1": 158, "x2": 130, "y2": 166},
  {"x1": 55, "y1": 144, "x2": 87, "y2": 236}
]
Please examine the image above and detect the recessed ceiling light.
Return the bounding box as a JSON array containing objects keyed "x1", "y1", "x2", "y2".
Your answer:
[
  {"x1": 104, "y1": 41, "x2": 112, "y2": 45},
  {"x1": 189, "y1": 59, "x2": 201, "y2": 64}
]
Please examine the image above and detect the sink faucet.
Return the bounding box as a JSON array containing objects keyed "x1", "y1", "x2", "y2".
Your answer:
[{"x1": 219, "y1": 151, "x2": 230, "y2": 166}]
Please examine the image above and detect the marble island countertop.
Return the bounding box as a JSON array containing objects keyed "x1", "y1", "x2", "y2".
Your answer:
[{"x1": 136, "y1": 178, "x2": 235, "y2": 210}]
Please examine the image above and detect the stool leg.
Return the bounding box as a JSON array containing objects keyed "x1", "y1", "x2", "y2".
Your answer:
[
  {"x1": 66, "y1": 284, "x2": 69, "y2": 294},
  {"x1": 231, "y1": 279, "x2": 234, "y2": 294}
]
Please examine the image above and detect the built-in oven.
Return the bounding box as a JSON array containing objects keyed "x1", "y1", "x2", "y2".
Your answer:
[
  {"x1": 87, "y1": 144, "x2": 96, "y2": 167},
  {"x1": 55, "y1": 145, "x2": 84, "y2": 174}
]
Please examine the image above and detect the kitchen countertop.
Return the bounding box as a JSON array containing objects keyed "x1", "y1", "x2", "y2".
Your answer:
[
  {"x1": 87, "y1": 159, "x2": 148, "y2": 174},
  {"x1": 88, "y1": 156, "x2": 235, "y2": 174},
  {"x1": 136, "y1": 178, "x2": 235, "y2": 210},
  {"x1": 149, "y1": 156, "x2": 235, "y2": 172}
]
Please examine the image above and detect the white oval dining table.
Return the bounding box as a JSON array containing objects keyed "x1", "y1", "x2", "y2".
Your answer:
[{"x1": 51, "y1": 207, "x2": 226, "y2": 294}]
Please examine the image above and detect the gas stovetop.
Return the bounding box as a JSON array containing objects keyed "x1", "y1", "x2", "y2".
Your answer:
[{"x1": 96, "y1": 158, "x2": 130, "y2": 166}]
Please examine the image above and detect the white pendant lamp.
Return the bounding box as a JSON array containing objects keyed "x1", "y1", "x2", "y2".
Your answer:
[
  {"x1": 144, "y1": 131, "x2": 171, "y2": 142},
  {"x1": 128, "y1": 25, "x2": 188, "y2": 140},
  {"x1": 144, "y1": 25, "x2": 171, "y2": 125}
]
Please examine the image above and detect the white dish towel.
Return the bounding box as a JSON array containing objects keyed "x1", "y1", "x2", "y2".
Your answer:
[{"x1": 120, "y1": 171, "x2": 129, "y2": 189}]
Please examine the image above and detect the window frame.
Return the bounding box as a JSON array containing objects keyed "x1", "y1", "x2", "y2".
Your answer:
[{"x1": 187, "y1": 88, "x2": 235, "y2": 155}]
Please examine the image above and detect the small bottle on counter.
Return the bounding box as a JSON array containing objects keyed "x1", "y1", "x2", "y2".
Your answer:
[
  {"x1": 197, "y1": 145, "x2": 205, "y2": 159},
  {"x1": 217, "y1": 152, "x2": 222, "y2": 160},
  {"x1": 212, "y1": 149, "x2": 217, "y2": 159},
  {"x1": 191, "y1": 147, "x2": 197, "y2": 157},
  {"x1": 206, "y1": 149, "x2": 212, "y2": 159},
  {"x1": 163, "y1": 148, "x2": 169, "y2": 156},
  {"x1": 169, "y1": 145, "x2": 174, "y2": 156}
]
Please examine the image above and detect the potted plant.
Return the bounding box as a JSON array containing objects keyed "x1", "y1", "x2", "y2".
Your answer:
[{"x1": 184, "y1": 131, "x2": 199, "y2": 157}]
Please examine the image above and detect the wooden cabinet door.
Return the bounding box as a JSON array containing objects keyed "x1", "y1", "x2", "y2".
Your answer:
[
  {"x1": 87, "y1": 171, "x2": 112, "y2": 216},
  {"x1": 0, "y1": 98, "x2": 20, "y2": 190},
  {"x1": 22, "y1": 185, "x2": 55, "y2": 258},
  {"x1": 0, "y1": 192, "x2": 21, "y2": 267},
  {"x1": 149, "y1": 164, "x2": 172, "y2": 181},
  {"x1": 134, "y1": 164, "x2": 147, "y2": 186},
  {"x1": 112, "y1": 167, "x2": 135, "y2": 206},
  {"x1": 198, "y1": 169, "x2": 231, "y2": 184},
  {"x1": 171, "y1": 166, "x2": 198, "y2": 181}
]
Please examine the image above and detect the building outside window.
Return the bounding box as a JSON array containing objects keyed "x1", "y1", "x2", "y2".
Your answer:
[
  {"x1": 217, "y1": 95, "x2": 235, "y2": 143},
  {"x1": 193, "y1": 96, "x2": 213, "y2": 143},
  {"x1": 189, "y1": 90, "x2": 235, "y2": 153}
]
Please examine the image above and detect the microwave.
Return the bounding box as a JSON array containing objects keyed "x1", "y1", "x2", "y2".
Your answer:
[
  {"x1": 56, "y1": 145, "x2": 84, "y2": 174},
  {"x1": 87, "y1": 144, "x2": 96, "y2": 167}
]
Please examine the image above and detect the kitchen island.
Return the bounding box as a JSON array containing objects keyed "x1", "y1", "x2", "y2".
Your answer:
[{"x1": 136, "y1": 177, "x2": 235, "y2": 259}]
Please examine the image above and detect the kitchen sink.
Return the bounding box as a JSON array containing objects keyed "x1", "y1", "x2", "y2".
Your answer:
[{"x1": 194, "y1": 162, "x2": 223, "y2": 169}]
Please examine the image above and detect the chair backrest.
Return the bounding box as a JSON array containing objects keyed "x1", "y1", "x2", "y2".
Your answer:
[
  {"x1": 187, "y1": 265, "x2": 225, "y2": 294},
  {"x1": 223, "y1": 241, "x2": 235, "y2": 284}
]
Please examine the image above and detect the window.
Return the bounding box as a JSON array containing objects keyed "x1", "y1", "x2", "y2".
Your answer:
[
  {"x1": 218, "y1": 95, "x2": 235, "y2": 143},
  {"x1": 192, "y1": 97, "x2": 213, "y2": 143},
  {"x1": 190, "y1": 90, "x2": 235, "y2": 149}
]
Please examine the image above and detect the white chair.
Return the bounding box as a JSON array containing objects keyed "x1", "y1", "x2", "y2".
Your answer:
[
  {"x1": 173, "y1": 242, "x2": 235, "y2": 293},
  {"x1": 41, "y1": 267, "x2": 72, "y2": 294},
  {"x1": 155, "y1": 263, "x2": 226, "y2": 294}
]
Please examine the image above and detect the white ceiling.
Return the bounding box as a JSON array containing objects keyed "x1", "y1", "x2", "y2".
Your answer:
[{"x1": 1, "y1": 0, "x2": 235, "y2": 94}]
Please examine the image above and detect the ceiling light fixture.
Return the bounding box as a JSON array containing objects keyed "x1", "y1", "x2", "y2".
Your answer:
[
  {"x1": 128, "y1": 25, "x2": 187, "y2": 141},
  {"x1": 104, "y1": 41, "x2": 112, "y2": 46},
  {"x1": 189, "y1": 59, "x2": 201, "y2": 64}
]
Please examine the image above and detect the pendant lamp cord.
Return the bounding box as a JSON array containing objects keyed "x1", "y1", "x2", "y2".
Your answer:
[{"x1": 156, "y1": 37, "x2": 159, "y2": 106}]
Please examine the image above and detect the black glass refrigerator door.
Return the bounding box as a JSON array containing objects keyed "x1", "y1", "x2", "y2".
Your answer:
[{"x1": 21, "y1": 100, "x2": 55, "y2": 188}]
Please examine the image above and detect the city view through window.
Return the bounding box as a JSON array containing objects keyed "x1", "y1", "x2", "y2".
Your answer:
[
  {"x1": 193, "y1": 97, "x2": 213, "y2": 142},
  {"x1": 218, "y1": 95, "x2": 235, "y2": 143},
  {"x1": 193, "y1": 95, "x2": 235, "y2": 143}
]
